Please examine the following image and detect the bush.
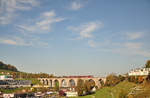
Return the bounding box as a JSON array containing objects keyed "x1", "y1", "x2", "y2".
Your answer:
[
  {"x1": 146, "y1": 73, "x2": 150, "y2": 82},
  {"x1": 138, "y1": 76, "x2": 144, "y2": 84},
  {"x1": 128, "y1": 76, "x2": 144, "y2": 84},
  {"x1": 118, "y1": 75, "x2": 125, "y2": 82},
  {"x1": 84, "y1": 80, "x2": 95, "y2": 94},
  {"x1": 76, "y1": 79, "x2": 85, "y2": 96},
  {"x1": 59, "y1": 90, "x2": 66, "y2": 96},
  {"x1": 105, "y1": 74, "x2": 120, "y2": 86}
]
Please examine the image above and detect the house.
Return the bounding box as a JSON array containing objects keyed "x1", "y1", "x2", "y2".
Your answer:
[
  {"x1": 0, "y1": 75, "x2": 13, "y2": 80},
  {"x1": 128, "y1": 68, "x2": 150, "y2": 76}
]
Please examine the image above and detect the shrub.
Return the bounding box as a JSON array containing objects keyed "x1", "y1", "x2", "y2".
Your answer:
[
  {"x1": 105, "y1": 74, "x2": 120, "y2": 86},
  {"x1": 118, "y1": 75, "x2": 125, "y2": 82},
  {"x1": 138, "y1": 76, "x2": 144, "y2": 84},
  {"x1": 128, "y1": 76, "x2": 144, "y2": 84},
  {"x1": 76, "y1": 79, "x2": 85, "y2": 96}
]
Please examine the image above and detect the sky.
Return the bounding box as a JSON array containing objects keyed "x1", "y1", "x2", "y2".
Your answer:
[{"x1": 0, "y1": 0, "x2": 150, "y2": 77}]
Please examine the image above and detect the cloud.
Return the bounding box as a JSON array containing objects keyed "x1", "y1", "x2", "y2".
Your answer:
[
  {"x1": 69, "y1": 21, "x2": 103, "y2": 39},
  {"x1": 16, "y1": 10, "x2": 65, "y2": 34},
  {"x1": 93, "y1": 38, "x2": 150, "y2": 57},
  {"x1": 104, "y1": 42, "x2": 150, "y2": 57},
  {"x1": 0, "y1": 0, "x2": 39, "y2": 25},
  {"x1": 126, "y1": 32, "x2": 143, "y2": 40},
  {"x1": 0, "y1": 36, "x2": 48, "y2": 46},
  {"x1": 0, "y1": 39, "x2": 17, "y2": 45},
  {"x1": 0, "y1": 36, "x2": 31, "y2": 46},
  {"x1": 70, "y1": 2, "x2": 82, "y2": 10},
  {"x1": 124, "y1": 42, "x2": 142, "y2": 50},
  {"x1": 0, "y1": 9, "x2": 62, "y2": 47},
  {"x1": 88, "y1": 40, "x2": 96, "y2": 47},
  {"x1": 123, "y1": 42, "x2": 150, "y2": 57}
]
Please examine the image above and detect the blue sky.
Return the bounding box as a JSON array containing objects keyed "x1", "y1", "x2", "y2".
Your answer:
[{"x1": 0, "y1": 0, "x2": 150, "y2": 76}]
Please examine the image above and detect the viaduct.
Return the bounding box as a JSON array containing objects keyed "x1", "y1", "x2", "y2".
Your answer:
[{"x1": 38, "y1": 76, "x2": 106, "y2": 88}]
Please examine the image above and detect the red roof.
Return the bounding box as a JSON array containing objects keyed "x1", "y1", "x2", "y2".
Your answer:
[{"x1": 62, "y1": 75, "x2": 93, "y2": 78}]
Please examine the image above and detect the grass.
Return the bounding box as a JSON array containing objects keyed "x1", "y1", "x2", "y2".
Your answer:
[
  {"x1": 0, "y1": 69, "x2": 15, "y2": 73},
  {"x1": 0, "y1": 87, "x2": 30, "y2": 93},
  {"x1": 132, "y1": 82, "x2": 150, "y2": 98},
  {"x1": 72, "y1": 81, "x2": 137, "y2": 98}
]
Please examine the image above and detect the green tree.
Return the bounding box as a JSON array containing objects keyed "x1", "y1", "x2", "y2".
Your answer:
[
  {"x1": 99, "y1": 79, "x2": 104, "y2": 87},
  {"x1": 0, "y1": 61, "x2": 18, "y2": 72},
  {"x1": 54, "y1": 80, "x2": 59, "y2": 91},
  {"x1": 84, "y1": 80, "x2": 95, "y2": 94},
  {"x1": 118, "y1": 75, "x2": 125, "y2": 82},
  {"x1": 105, "y1": 74, "x2": 120, "y2": 86},
  {"x1": 145, "y1": 60, "x2": 150, "y2": 68},
  {"x1": 76, "y1": 79, "x2": 85, "y2": 96}
]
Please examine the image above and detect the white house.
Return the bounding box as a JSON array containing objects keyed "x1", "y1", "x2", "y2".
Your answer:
[
  {"x1": 128, "y1": 68, "x2": 150, "y2": 76},
  {"x1": 66, "y1": 91, "x2": 78, "y2": 97},
  {"x1": 0, "y1": 75, "x2": 13, "y2": 80}
]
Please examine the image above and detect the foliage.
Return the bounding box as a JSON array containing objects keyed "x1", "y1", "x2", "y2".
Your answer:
[
  {"x1": 35, "y1": 87, "x2": 48, "y2": 92},
  {"x1": 0, "y1": 61, "x2": 18, "y2": 72},
  {"x1": 105, "y1": 74, "x2": 120, "y2": 86},
  {"x1": 131, "y1": 81, "x2": 150, "y2": 98},
  {"x1": 59, "y1": 90, "x2": 66, "y2": 96},
  {"x1": 54, "y1": 80, "x2": 59, "y2": 91},
  {"x1": 0, "y1": 87, "x2": 30, "y2": 93},
  {"x1": 0, "y1": 70, "x2": 54, "y2": 79},
  {"x1": 0, "y1": 61, "x2": 54, "y2": 79},
  {"x1": 128, "y1": 76, "x2": 143, "y2": 84},
  {"x1": 118, "y1": 75, "x2": 125, "y2": 82},
  {"x1": 84, "y1": 80, "x2": 95, "y2": 94},
  {"x1": 99, "y1": 79, "x2": 104, "y2": 87},
  {"x1": 73, "y1": 81, "x2": 136, "y2": 98},
  {"x1": 138, "y1": 76, "x2": 144, "y2": 83},
  {"x1": 145, "y1": 60, "x2": 150, "y2": 68},
  {"x1": 76, "y1": 79, "x2": 85, "y2": 96},
  {"x1": 146, "y1": 73, "x2": 150, "y2": 82}
]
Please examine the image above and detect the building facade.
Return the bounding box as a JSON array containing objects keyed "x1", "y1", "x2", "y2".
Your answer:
[{"x1": 128, "y1": 68, "x2": 150, "y2": 76}]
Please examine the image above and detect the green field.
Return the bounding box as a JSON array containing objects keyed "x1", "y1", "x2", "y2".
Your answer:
[
  {"x1": 72, "y1": 81, "x2": 137, "y2": 98},
  {"x1": 0, "y1": 69, "x2": 15, "y2": 73}
]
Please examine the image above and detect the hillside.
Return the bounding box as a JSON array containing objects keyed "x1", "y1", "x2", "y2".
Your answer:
[
  {"x1": 0, "y1": 61, "x2": 18, "y2": 72},
  {"x1": 72, "y1": 81, "x2": 137, "y2": 98}
]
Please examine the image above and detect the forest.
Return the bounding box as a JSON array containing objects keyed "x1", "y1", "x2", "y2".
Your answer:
[{"x1": 0, "y1": 61, "x2": 18, "y2": 72}]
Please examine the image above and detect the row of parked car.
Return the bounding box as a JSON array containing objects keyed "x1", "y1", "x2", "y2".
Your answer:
[{"x1": 0, "y1": 80, "x2": 32, "y2": 88}]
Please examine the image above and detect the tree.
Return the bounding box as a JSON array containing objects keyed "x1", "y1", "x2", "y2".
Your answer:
[
  {"x1": 76, "y1": 79, "x2": 85, "y2": 96},
  {"x1": 84, "y1": 80, "x2": 95, "y2": 94},
  {"x1": 99, "y1": 79, "x2": 104, "y2": 87},
  {"x1": 118, "y1": 75, "x2": 125, "y2": 82},
  {"x1": 54, "y1": 80, "x2": 59, "y2": 91},
  {"x1": 138, "y1": 76, "x2": 144, "y2": 83},
  {"x1": 145, "y1": 60, "x2": 150, "y2": 68},
  {"x1": 105, "y1": 74, "x2": 120, "y2": 86},
  {"x1": 0, "y1": 61, "x2": 18, "y2": 72}
]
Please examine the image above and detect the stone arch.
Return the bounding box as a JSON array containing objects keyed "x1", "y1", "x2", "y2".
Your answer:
[
  {"x1": 69, "y1": 79, "x2": 76, "y2": 87},
  {"x1": 45, "y1": 79, "x2": 49, "y2": 85},
  {"x1": 42, "y1": 79, "x2": 45, "y2": 85},
  {"x1": 40, "y1": 79, "x2": 43, "y2": 84},
  {"x1": 61, "y1": 79, "x2": 67, "y2": 87},
  {"x1": 54, "y1": 79, "x2": 59, "y2": 87},
  {"x1": 49, "y1": 80, "x2": 52, "y2": 87},
  {"x1": 99, "y1": 78, "x2": 104, "y2": 86}
]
